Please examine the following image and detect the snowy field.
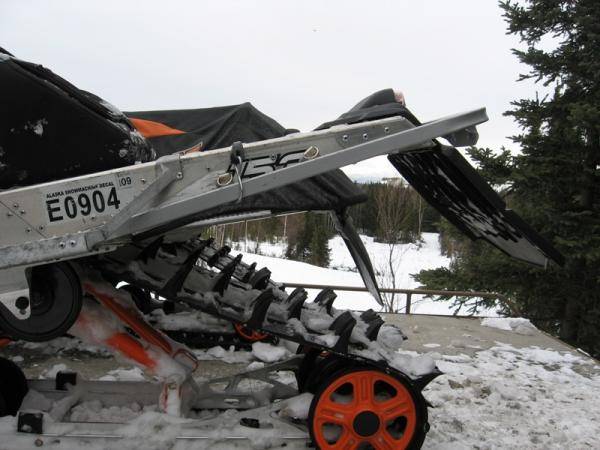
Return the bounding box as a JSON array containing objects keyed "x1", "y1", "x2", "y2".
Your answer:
[{"x1": 233, "y1": 232, "x2": 498, "y2": 316}]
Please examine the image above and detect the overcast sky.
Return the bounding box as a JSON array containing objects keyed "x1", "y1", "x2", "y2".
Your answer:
[{"x1": 1, "y1": 0, "x2": 539, "y2": 180}]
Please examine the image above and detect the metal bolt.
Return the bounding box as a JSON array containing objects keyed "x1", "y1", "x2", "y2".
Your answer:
[
  {"x1": 362, "y1": 133, "x2": 369, "y2": 140},
  {"x1": 342, "y1": 135, "x2": 349, "y2": 142},
  {"x1": 217, "y1": 172, "x2": 233, "y2": 187},
  {"x1": 59, "y1": 242, "x2": 66, "y2": 248},
  {"x1": 384, "y1": 127, "x2": 390, "y2": 133},
  {"x1": 176, "y1": 171, "x2": 183, "y2": 179},
  {"x1": 69, "y1": 240, "x2": 76, "y2": 247}
]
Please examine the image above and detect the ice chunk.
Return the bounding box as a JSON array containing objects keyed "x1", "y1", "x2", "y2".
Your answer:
[
  {"x1": 481, "y1": 317, "x2": 537, "y2": 335},
  {"x1": 251, "y1": 342, "x2": 290, "y2": 363}
]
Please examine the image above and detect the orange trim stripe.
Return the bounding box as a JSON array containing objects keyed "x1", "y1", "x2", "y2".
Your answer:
[
  {"x1": 129, "y1": 117, "x2": 186, "y2": 139},
  {"x1": 106, "y1": 332, "x2": 156, "y2": 369}
]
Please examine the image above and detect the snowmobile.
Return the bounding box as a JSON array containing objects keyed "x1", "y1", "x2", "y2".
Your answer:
[{"x1": 0, "y1": 48, "x2": 563, "y2": 449}]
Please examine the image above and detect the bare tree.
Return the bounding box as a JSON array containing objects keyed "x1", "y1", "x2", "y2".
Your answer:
[{"x1": 374, "y1": 181, "x2": 421, "y2": 312}]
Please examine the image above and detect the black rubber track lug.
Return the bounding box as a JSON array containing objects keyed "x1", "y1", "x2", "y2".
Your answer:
[
  {"x1": 249, "y1": 267, "x2": 271, "y2": 290},
  {"x1": 365, "y1": 316, "x2": 385, "y2": 341},
  {"x1": 313, "y1": 288, "x2": 337, "y2": 315},
  {"x1": 246, "y1": 289, "x2": 275, "y2": 329},
  {"x1": 208, "y1": 245, "x2": 231, "y2": 267},
  {"x1": 213, "y1": 254, "x2": 242, "y2": 295},
  {"x1": 329, "y1": 311, "x2": 356, "y2": 354},
  {"x1": 160, "y1": 242, "x2": 212, "y2": 298},
  {"x1": 360, "y1": 309, "x2": 378, "y2": 324},
  {"x1": 240, "y1": 262, "x2": 257, "y2": 283},
  {"x1": 283, "y1": 287, "x2": 308, "y2": 320}
]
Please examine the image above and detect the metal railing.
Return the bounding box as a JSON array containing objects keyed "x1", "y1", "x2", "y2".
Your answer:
[{"x1": 280, "y1": 282, "x2": 516, "y2": 315}]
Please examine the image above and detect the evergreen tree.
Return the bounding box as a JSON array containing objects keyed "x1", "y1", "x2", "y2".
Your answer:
[
  {"x1": 416, "y1": 0, "x2": 600, "y2": 357},
  {"x1": 286, "y1": 212, "x2": 332, "y2": 267}
]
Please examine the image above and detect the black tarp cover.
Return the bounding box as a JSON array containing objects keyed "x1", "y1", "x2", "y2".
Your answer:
[
  {"x1": 0, "y1": 51, "x2": 154, "y2": 190},
  {"x1": 125, "y1": 105, "x2": 367, "y2": 226}
]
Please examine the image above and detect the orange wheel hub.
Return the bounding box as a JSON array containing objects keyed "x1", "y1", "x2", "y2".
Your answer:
[
  {"x1": 311, "y1": 369, "x2": 418, "y2": 449},
  {"x1": 234, "y1": 323, "x2": 268, "y2": 342}
]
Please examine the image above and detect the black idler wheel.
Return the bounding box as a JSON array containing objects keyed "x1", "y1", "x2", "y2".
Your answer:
[{"x1": 0, "y1": 262, "x2": 82, "y2": 342}]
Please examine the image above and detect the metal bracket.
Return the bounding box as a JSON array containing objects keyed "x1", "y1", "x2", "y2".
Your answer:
[
  {"x1": 0, "y1": 267, "x2": 31, "y2": 319},
  {"x1": 85, "y1": 155, "x2": 182, "y2": 249}
]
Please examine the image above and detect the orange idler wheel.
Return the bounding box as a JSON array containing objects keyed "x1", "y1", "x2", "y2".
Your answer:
[
  {"x1": 309, "y1": 368, "x2": 426, "y2": 449},
  {"x1": 233, "y1": 323, "x2": 268, "y2": 342}
]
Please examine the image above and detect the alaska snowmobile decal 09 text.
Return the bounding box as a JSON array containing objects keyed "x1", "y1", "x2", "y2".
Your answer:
[
  {"x1": 41, "y1": 173, "x2": 133, "y2": 223},
  {"x1": 231, "y1": 149, "x2": 305, "y2": 179}
]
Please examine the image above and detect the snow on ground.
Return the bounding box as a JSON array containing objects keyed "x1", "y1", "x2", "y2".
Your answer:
[
  {"x1": 423, "y1": 343, "x2": 600, "y2": 449},
  {"x1": 234, "y1": 232, "x2": 498, "y2": 316},
  {"x1": 481, "y1": 317, "x2": 538, "y2": 335},
  {"x1": 2, "y1": 321, "x2": 600, "y2": 449}
]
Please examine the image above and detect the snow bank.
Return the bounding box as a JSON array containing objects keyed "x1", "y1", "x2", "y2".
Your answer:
[{"x1": 424, "y1": 343, "x2": 600, "y2": 449}]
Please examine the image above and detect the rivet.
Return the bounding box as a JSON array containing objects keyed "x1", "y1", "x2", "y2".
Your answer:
[
  {"x1": 342, "y1": 135, "x2": 349, "y2": 142},
  {"x1": 59, "y1": 242, "x2": 66, "y2": 248},
  {"x1": 6, "y1": 212, "x2": 12, "y2": 217},
  {"x1": 25, "y1": 228, "x2": 31, "y2": 233},
  {"x1": 20, "y1": 210, "x2": 26, "y2": 215},
  {"x1": 303, "y1": 145, "x2": 320, "y2": 159},
  {"x1": 69, "y1": 240, "x2": 76, "y2": 247},
  {"x1": 362, "y1": 133, "x2": 368, "y2": 140},
  {"x1": 12, "y1": 203, "x2": 18, "y2": 208},
  {"x1": 141, "y1": 178, "x2": 146, "y2": 184},
  {"x1": 176, "y1": 171, "x2": 183, "y2": 179},
  {"x1": 384, "y1": 127, "x2": 390, "y2": 133},
  {"x1": 38, "y1": 225, "x2": 44, "y2": 231}
]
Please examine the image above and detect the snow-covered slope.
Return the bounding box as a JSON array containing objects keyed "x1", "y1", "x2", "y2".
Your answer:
[{"x1": 235, "y1": 233, "x2": 496, "y2": 316}]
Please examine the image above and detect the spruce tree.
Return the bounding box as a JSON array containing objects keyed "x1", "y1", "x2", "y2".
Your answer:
[{"x1": 416, "y1": 0, "x2": 600, "y2": 357}]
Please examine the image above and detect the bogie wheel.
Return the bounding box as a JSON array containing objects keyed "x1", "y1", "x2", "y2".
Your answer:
[
  {"x1": 233, "y1": 323, "x2": 268, "y2": 342},
  {"x1": 0, "y1": 262, "x2": 82, "y2": 342},
  {"x1": 0, "y1": 357, "x2": 28, "y2": 417},
  {"x1": 309, "y1": 367, "x2": 427, "y2": 450}
]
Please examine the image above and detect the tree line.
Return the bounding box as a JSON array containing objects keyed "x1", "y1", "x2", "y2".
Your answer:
[{"x1": 206, "y1": 180, "x2": 435, "y2": 268}]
